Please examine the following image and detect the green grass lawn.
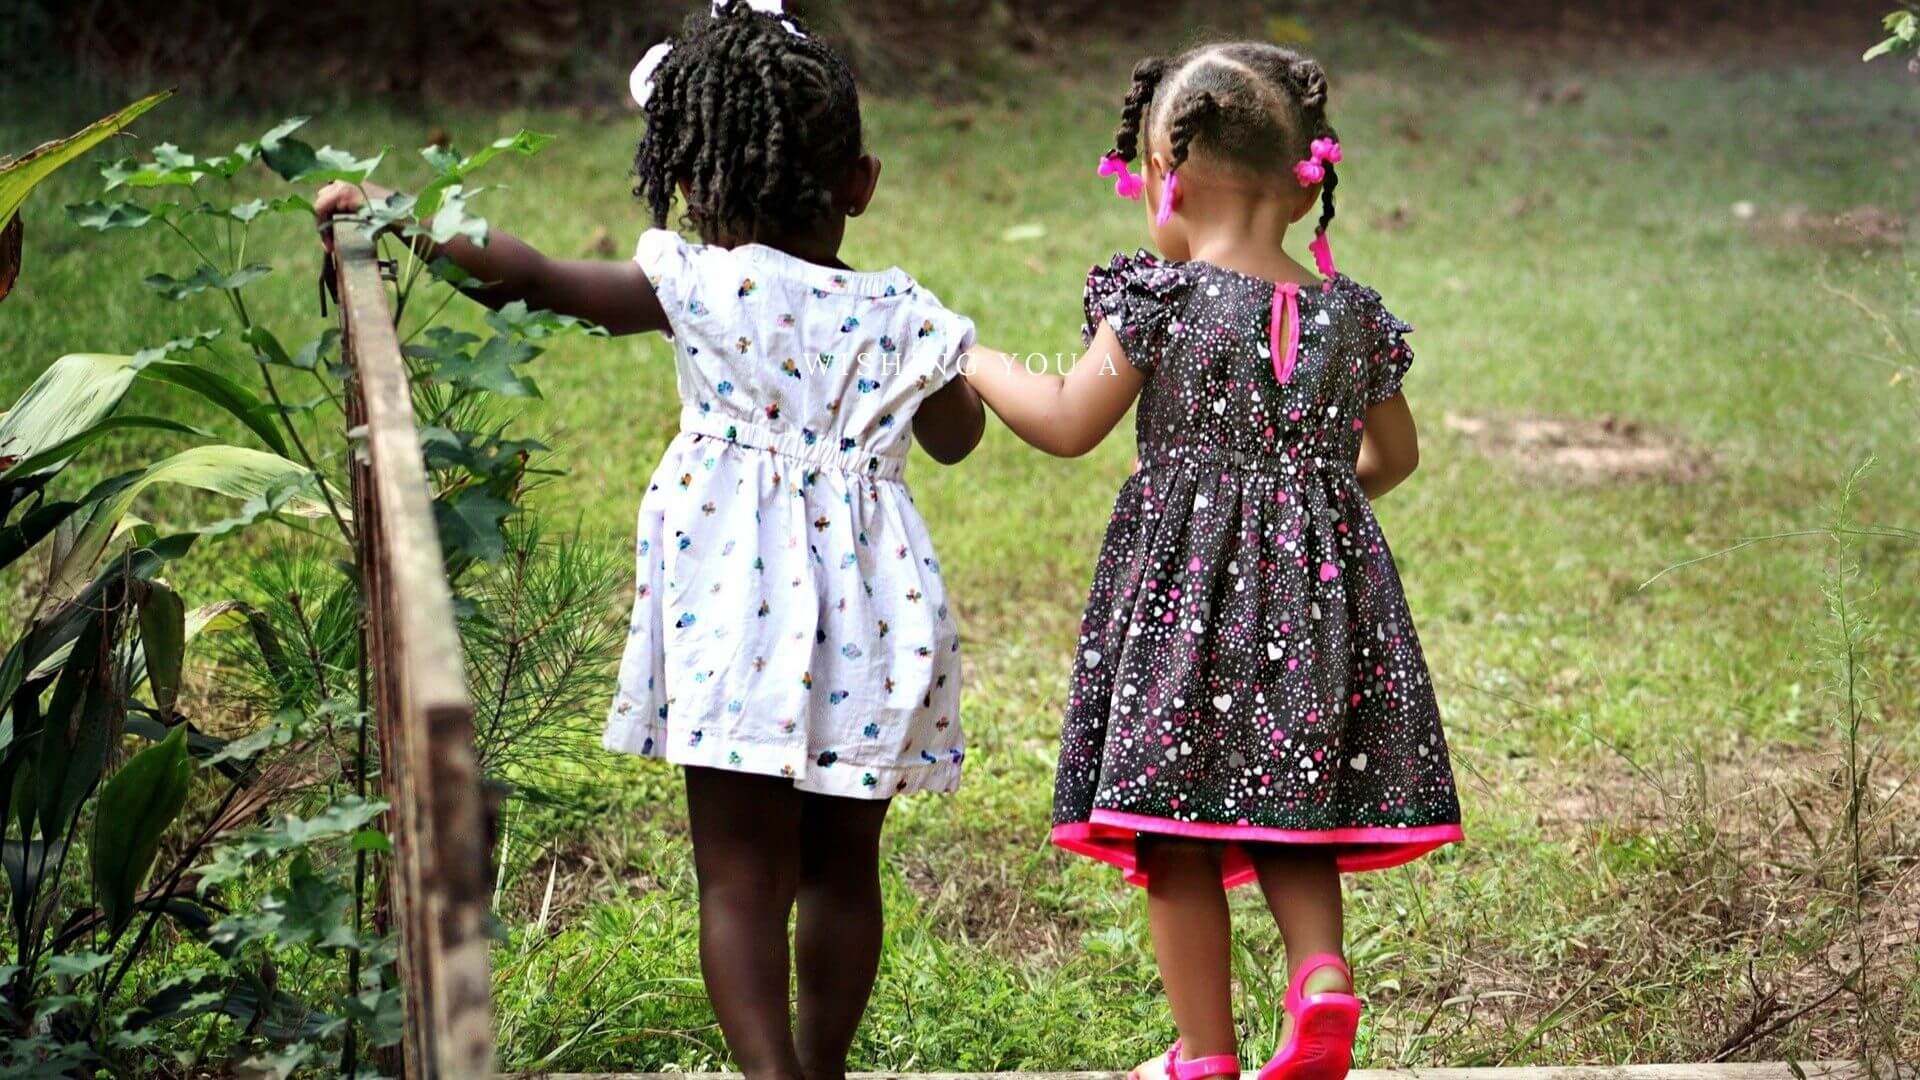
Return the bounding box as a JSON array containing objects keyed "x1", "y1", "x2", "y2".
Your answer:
[{"x1": 4, "y1": 18, "x2": 1918, "y2": 1073}]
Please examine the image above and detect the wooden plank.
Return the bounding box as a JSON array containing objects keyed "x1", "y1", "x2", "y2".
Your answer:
[
  {"x1": 519, "y1": 1067, "x2": 1865, "y2": 1080},
  {"x1": 335, "y1": 221, "x2": 495, "y2": 1079}
]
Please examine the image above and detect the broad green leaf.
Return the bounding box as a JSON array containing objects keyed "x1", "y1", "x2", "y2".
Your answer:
[
  {"x1": 0, "y1": 353, "x2": 143, "y2": 480},
  {"x1": 415, "y1": 128, "x2": 552, "y2": 217},
  {"x1": 435, "y1": 335, "x2": 541, "y2": 397},
  {"x1": 434, "y1": 488, "x2": 516, "y2": 563},
  {"x1": 65, "y1": 199, "x2": 152, "y2": 231},
  {"x1": 0, "y1": 499, "x2": 80, "y2": 572},
  {"x1": 198, "y1": 795, "x2": 387, "y2": 890},
  {"x1": 299, "y1": 146, "x2": 385, "y2": 185},
  {"x1": 91, "y1": 723, "x2": 193, "y2": 934},
  {"x1": 242, "y1": 325, "x2": 291, "y2": 367},
  {"x1": 1, "y1": 89, "x2": 171, "y2": 230},
  {"x1": 185, "y1": 599, "x2": 251, "y2": 639},
  {"x1": 101, "y1": 141, "x2": 211, "y2": 190},
  {"x1": 0, "y1": 414, "x2": 209, "y2": 483},
  {"x1": 418, "y1": 183, "x2": 487, "y2": 247},
  {"x1": 138, "y1": 359, "x2": 291, "y2": 457},
  {"x1": 26, "y1": 534, "x2": 198, "y2": 681},
  {"x1": 129, "y1": 328, "x2": 221, "y2": 366},
  {"x1": 257, "y1": 118, "x2": 317, "y2": 180},
  {"x1": 258, "y1": 119, "x2": 384, "y2": 184},
  {"x1": 288, "y1": 328, "x2": 340, "y2": 371},
  {"x1": 51, "y1": 445, "x2": 317, "y2": 599},
  {"x1": 32, "y1": 604, "x2": 121, "y2": 844},
  {"x1": 485, "y1": 300, "x2": 605, "y2": 340},
  {"x1": 418, "y1": 426, "x2": 547, "y2": 477},
  {"x1": 143, "y1": 263, "x2": 271, "y2": 300},
  {"x1": 358, "y1": 190, "x2": 418, "y2": 237},
  {"x1": 44, "y1": 951, "x2": 112, "y2": 978},
  {"x1": 195, "y1": 469, "x2": 322, "y2": 540},
  {"x1": 3, "y1": 838, "x2": 65, "y2": 938},
  {"x1": 136, "y1": 581, "x2": 187, "y2": 714},
  {"x1": 203, "y1": 706, "x2": 306, "y2": 766}
]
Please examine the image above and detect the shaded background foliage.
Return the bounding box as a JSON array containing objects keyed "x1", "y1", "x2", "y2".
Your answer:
[{"x1": 3, "y1": 0, "x2": 1897, "y2": 105}]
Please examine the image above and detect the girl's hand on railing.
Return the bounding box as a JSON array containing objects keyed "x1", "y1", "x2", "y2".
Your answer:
[{"x1": 314, "y1": 180, "x2": 396, "y2": 253}]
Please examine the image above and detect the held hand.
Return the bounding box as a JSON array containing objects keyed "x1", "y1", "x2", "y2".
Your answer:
[{"x1": 313, "y1": 180, "x2": 395, "y2": 253}]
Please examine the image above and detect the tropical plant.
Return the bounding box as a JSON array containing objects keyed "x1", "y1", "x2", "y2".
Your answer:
[
  {"x1": 0, "y1": 89, "x2": 169, "y2": 303},
  {"x1": 0, "y1": 317, "x2": 333, "y2": 1072},
  {"x1": 0, "y1": 112, "x2": 625, "y2": 1074}
]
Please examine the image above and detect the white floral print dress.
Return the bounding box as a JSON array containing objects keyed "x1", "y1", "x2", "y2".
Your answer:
[{"x1": 603, "y1": 229, "x2": 975, "y2": 799}]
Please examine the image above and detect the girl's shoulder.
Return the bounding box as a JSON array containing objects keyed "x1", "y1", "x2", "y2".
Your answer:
[
  {"x1": 636, "y1": 228, "x2": 973, "y2": 336},
  {"x1": 1081, "y1": 250, "x2": 1198, "y2": 365},
  {"x1": 1309, "y1": 273, "x2": 1413, "y2": 354},
  {"x1": 1085, "y1": 249, "x2": 1194, "y2": 302},
  {"x1": 637, "y1": 228, "x2": 928, "y2": 305}
]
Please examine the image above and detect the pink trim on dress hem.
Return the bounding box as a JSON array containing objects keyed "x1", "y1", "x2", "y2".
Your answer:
[{"x1": 1052, "y1": 812, "x2": 1463, "y2": 889}]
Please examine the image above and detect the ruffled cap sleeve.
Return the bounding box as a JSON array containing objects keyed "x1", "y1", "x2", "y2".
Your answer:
[
  {"x1": 1354, "y1": 283, "x2": 1415, "y2": 405},
  {"x1": 1082, "y1": 251, "x2": 1191, "y2": 374}
]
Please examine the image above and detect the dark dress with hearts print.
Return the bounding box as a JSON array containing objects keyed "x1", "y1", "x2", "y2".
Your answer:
[{"x1": 1049, "y1": 252, "x2": 1463, "y2": 889}]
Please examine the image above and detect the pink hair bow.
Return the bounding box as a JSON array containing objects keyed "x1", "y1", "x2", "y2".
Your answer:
[
  {"x1": 1097, "y1": 153, "x2": 1145, "y2": 200},
  {"x1": 1292, "y1": 137, "x2": 1342, "y2": 187}
]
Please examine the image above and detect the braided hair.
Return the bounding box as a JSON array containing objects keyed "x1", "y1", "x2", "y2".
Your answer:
[
  {"x1": 633, "y1": 0, "x2": 863, "y2": 243},
  {"x1": 1107, "y1": 43, "x2": 1341, "y2": 242}
]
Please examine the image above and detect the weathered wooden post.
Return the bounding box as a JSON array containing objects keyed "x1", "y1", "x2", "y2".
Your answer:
[{"x1": 335, "y1": 221, "x2": 496, "y2": 1078}]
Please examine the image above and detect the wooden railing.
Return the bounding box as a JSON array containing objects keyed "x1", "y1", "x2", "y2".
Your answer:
[{"x1": 335, "y1": 221, "x2": 496, "y2": 1078}]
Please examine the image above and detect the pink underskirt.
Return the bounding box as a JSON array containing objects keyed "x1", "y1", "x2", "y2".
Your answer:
[{"x1": 1053, "y1": 810, "x2": 1464, "y2": 889}]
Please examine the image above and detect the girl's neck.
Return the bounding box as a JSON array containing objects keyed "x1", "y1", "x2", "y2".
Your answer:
[
  {"x1": 1178, "y1": 184, "x2": 1317, "y2": 287},
  {"x1": 712, "y1": 218, "x2": 852, "y2": 271}
]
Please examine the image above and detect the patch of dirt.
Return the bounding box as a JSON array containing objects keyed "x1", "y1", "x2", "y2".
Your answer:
[
  {"x1": 1496, "y1": 737, "x2": 1920, "y2": 1062},
  {"x1": 1443, "y1": 412, "x2": 1714, "y2": 484},
  {"x1": 1742, "y1": 203, "x2": 1911, "y2": 251},
  {"x1": 899, "y1": 851, "x2": 1082, "y2": 960}
]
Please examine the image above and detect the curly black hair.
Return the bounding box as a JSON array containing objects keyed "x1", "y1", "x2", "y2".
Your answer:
[
  {"x1": 1108, "y1": 43, "x2": 1340, "y2": 242},
  {"x1": 633, "y1": 0, "x2": 863, "y2": 243}
]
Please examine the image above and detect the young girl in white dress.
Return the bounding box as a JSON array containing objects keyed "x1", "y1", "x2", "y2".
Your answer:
[{"x1": 316, "y1": 3, "x2": 983, "y2": 1076}]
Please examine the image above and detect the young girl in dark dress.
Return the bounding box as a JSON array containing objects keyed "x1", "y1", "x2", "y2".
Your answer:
[{"x1": 966, "y1": 42, "x2": 1463, "y2": 1080}]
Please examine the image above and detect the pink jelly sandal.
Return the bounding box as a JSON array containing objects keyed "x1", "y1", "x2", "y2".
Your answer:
[
  {"x1": 1255, "y1": 954, "x2": 1361, "y2": 1080},
  {"x1": 1131, "y1": 1039, "x2": 1242, "y2": 1080}
]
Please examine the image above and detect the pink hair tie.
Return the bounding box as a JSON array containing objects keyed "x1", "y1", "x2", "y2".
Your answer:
[
  {"x1": 1309, "y1": 231, "x2": 1336, "y2": 278},
  {"x1": 1097, "y1": 153, "x2": 1145, "y2": 200},
  {"x1": 1293, "y1": 138, "x2": 1342, "y2": 188}
]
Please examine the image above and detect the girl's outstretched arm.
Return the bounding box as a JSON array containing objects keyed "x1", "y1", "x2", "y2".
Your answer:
[
  {"x1": 963, "y1": 321, "x2": 1144, "y2": 457},
  {"x1": 913, "y1": 375, "x2": 985, "y2": 465},
  {"x1": 314, "y1": 181, "x2": 668, "y2": 337},
  {"x1": 1355, "y1": 393, "x2": 1420, "y2": 498}
]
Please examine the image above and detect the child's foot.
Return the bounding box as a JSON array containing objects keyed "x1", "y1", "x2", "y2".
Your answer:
[
  {"x1": 1257, "y1": 955, "x2": 1360, "y2": 1080},
  {"x1": 1275, "y1": 964, "x2": 1352, "y2": 1045},
  {"x1": 1131, "y1": 1040, "x2": 1242, "y2": 1080}
]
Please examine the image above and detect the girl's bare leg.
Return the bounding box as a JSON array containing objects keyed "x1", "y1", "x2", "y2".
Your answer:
[
  {"x1": 1248, "y1": 846, "x2": 1349, "y2": 1043},
  {"x1": 793, "y1": 791, "x2": 892, "y2": 1080},
  {"x1": 685, "y1": 766, "x2": 807, "y2": 1080},
  {"x1": 1137, "y1": 836, "x2": 1238, "y2": 1068}
]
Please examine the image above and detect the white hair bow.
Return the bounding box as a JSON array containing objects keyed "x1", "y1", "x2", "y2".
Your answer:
[{"x1": 631, "y1": 0, "x2": 803, "y2": 107}]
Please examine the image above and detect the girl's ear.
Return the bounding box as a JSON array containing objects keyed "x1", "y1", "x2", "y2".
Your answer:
[{"x1": 843, "y1": 154, "x2": 882, "y2": 218}]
